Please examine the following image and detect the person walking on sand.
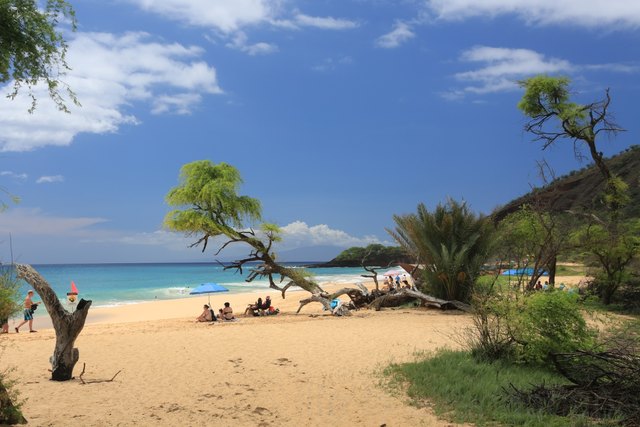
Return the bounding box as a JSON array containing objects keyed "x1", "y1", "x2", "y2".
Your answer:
[{"x1": 15, "y1": 290, "x2": 41, "y2": 333}]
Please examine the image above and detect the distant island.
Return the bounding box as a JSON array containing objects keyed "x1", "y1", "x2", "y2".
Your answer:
[{"x1": 306, "y1": 244, "x2": 412, "y2": 268}]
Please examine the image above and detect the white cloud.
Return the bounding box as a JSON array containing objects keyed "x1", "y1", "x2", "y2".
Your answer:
[
  {"x1": 0, "y1": 171, "x2": 28, "y2": 180},
  {"x1": 279, "y1": 221, "x2": 381, "y2": 249},
  {"x1": 442, "y1": 46, "x2": 572, "y2": 98},
  {"x1": 293, "y1": 14, "x2": 359, "y2": 30},
  {"x1": 375, "y1": 21, "x2": 415, "y2": 48},
  {"x1": 126, "y1": 1, "x2": 358, "y2": 56},
  {"x1": 444, "y1": 45, "x2": 639, "y2": 99},
  {"x1": 425, "y1": 0, "x2": 640, "y2": 28},
  {"x1": 36, "y1": 175, "x2": 64, "y2": 184},
  {"x1": 226, "y1": 31, "x2": 279, "y2": 55},
  {"x1": 127, "y1": 0, "x2": 276, "y2": 33},
  {"x1": 0, "y1": 208, "x2": 108, "y2": 236},
  {"x1": 115, "y1": 220, "x2": 383, "y2": 252},
  {"x1": 0, "y1": 31, "x2": 221, "y2": 152},
  {"x1": 127, "y1": 1, "x2": 360, "y2": 32}
]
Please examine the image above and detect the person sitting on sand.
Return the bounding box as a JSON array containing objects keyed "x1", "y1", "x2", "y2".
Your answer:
[
  {"x1": 221, "y1": 302, "x2": 235, "y2": 320},
  {"x1": 244, "y1": 297, "x2": 262, "y2": 316},
  {"x1": 261, "y1": 296, "x2": 272, "y2": 311},
  {"x1": 196, "y1": 304, "x2": 214, "y2": 322}
]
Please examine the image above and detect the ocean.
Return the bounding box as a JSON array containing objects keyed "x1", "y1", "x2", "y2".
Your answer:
[{"x1": 16, "y1": 262, "x2": 375, "y2": 308}]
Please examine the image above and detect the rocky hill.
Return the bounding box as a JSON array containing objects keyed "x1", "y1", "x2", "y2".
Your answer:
[{"x1": 492, "y1": 145, "x2": 640, "y2": 221}]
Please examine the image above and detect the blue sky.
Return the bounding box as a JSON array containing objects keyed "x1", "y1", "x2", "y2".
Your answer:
[{"x1": 0, "y1": 0, "x2": 639, "y2": 264}]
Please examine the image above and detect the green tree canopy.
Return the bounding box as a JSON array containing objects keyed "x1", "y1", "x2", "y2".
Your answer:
[
  {"x1": 0, "y1": 0, "x2": 77, "y2": 112},
  {"x1": 518, "y1": 75, "x2": 623, "y2": 182},
  {"x1": 164, "y1": 160, "x2": 332, "y2": 301},
  {"x1": 164, "y1": 160, "x2": 263, "y2": 251},
  {"x1": 0, "y1": 269, "x2": 20, "y2": 324}
]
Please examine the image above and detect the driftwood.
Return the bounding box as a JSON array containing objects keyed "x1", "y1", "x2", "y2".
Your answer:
[
  {"x1": 507, "y1": 349, "x2": 640, "y2": 425},
  {"x1": 369, "y1": 288, "x2": 472, "y2": 312},
  {"x1": 16, "y1": 264, "x2": 92, "y2": 381},
  {"x1": 78, "y1": 363, "x2": 122, "y2": 385},
  {"x1": 296, "y1": 286, "x2": 471, "y2": 315}
]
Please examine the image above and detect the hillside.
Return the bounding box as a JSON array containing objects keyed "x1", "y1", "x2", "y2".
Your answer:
[{"x1": 493, "y1": 145, "x2": 640, "y2": 221}]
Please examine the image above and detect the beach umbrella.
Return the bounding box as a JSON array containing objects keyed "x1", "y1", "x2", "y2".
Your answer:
[{"x1": 189, "y1": 282, "x2": 229, "y2": 305}]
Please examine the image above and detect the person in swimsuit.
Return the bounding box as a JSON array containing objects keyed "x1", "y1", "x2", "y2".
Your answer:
[{"x1": 15, "y1": 290, "x2": 40, "y2": 333}]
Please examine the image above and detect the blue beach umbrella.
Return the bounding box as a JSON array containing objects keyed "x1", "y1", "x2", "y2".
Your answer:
[{"x1": 189, "y1": 282, "x2": 229, "y2": 305}]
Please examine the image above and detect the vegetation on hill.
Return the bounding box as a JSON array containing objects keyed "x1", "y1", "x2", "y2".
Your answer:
[
  {"x1": 321, "y1": 244, "x2": 411, "y2": 267},
  {"x1": 493, "y1": 144, "x2": 640, "y2": 222}
]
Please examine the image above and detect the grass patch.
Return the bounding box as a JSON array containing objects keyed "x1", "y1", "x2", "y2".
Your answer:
[
  {"x1": 555, "y1": 264, "x2": 587, "y2": 276},
  {"x1": 385, "y1": 350, "x2": 591, "y2": 426}
]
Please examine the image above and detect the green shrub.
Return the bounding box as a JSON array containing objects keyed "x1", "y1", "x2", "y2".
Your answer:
[
  {"x1": 467, "y1": 291, "x2": 517, "y2": 362},
  {"x1": 0, "y1": 268, "x2": 21, "y2": 323},
  {"x1": 468, "y1": 288, "x2": 596, "y2": 366},
  {"x1": 512, "y1": 291, "x2": 596, "y2": 364}
]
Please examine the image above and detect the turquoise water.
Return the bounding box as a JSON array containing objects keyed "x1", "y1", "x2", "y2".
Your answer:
[{"x1": 17, "y1": 263, "x2": 372, "y2": 308}]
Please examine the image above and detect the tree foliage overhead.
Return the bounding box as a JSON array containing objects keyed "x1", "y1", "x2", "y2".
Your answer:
[
  {"x1": 518, "y1": 75, "x2": 624, "y2": 181},
  {"x1": 388, "y1": 199, "x2": 494, "y2": 303},
  {"x1": 0, "y1": 0, "x2": 77, "y2": 112},
  {"x1": 164, "y1": 160, "x2": 331, "y2": 301},
  {"x1": 165, "y1": 160, "x2": 262, "y2": 252}
]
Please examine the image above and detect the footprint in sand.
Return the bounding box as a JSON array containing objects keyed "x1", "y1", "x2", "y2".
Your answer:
[
  {"x1": 274, "y1": 357, "x2": 297, "y2": 367},
  {"x1": 228, "y1": 357, "x2": 244, "y2": 369}
]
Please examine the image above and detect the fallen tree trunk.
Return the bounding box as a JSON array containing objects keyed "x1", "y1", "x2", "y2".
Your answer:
[
  {"x1": 296, "y1": 286, "x2": 471, "y2": 315},
  {"x1": 16, "y1": 264, "x2": 92, "y2": 381},
  {"x1": 369, "y1": 288, "x2": 472, "y2": 312}
]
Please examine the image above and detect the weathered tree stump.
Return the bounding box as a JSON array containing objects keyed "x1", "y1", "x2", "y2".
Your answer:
[{"x1": 16, "y1": 264, "x2": 92, "y2": 381}]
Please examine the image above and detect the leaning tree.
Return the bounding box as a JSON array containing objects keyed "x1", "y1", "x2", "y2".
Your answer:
[
  {"x1": 165, "y1": 160, "x2": 470, "y2": 314},
  {"x1": 164, "y1": 160, "x2": 358, "y2": 314}
]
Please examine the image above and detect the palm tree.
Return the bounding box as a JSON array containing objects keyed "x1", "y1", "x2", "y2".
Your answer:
[{"x1": 388, "y1": 199, "x2": 494, "y2": 303}]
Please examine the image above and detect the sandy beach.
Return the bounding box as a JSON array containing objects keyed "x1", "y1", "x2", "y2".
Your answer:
[
  {"x1": 1, "y1": 281, "x2": 468, "y2": 426},
  {"x1": 1, "y1": 277, "x2": 584, "y2": 426}
]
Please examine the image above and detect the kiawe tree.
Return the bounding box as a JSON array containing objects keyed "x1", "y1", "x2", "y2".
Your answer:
[
  {"x1": 517, "y1": 75, "x2": 625, "y2": 212},
  {"x1": 0, "y1": 0, "x2": 78, "y2": 112},
  {"x1": 518, "y1": 75, "x2": 637, "y2": 304},
  {"x1": 164, "y1": 160, "x2": 352, "y2": 314}
]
